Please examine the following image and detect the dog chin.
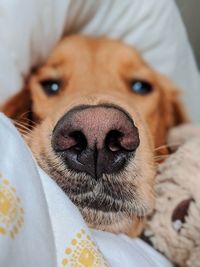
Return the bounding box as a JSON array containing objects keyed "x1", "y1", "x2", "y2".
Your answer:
[
  {"x1": 80, "y1": 207, "x2": 145, "y2": 236},
  {"x1": 67, "y1": 191, "x2": 149, "y2": 235},
  {"x1": 35, "y1": 153, "x2": 151, "y2": 235}
]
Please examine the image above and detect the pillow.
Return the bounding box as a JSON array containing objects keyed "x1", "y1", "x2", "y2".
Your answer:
[
  {"x1": 0, "y1": 0, "x2": 199, "y2": 121},
  {"x1": 0, "y1": 113, "x2": 173, "y2": 266}
]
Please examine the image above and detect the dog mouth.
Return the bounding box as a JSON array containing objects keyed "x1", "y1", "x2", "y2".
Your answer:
[
  {"x1": 30, "y1": 103, "x2": 153, "y2": 230},
  {"x1": 60, "y1": 172, "x2": 138, "y2": 213},
  {"x1": 40, "y1": 152, "x2": 148, "y2": 218},
  {"x1": 32, "y1": 133, "x2": 153, "y2": 233},
  {"x1": 47, "y1": 104, "x2": 143, "y2": 213}
]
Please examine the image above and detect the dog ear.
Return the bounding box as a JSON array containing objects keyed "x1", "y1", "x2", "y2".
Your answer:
[
  {"x1": 154, "y1": 74, "x2": 188, "y2": 156},
  {"x1": 1, "y1": 88, "x2": 32, "y2": 126},
  {"x1": 157, "y1": 74, "x2": 188, "y2": 127},
  {"x1": 170, "y1": 91, "x2": 188, "y2": 125}
]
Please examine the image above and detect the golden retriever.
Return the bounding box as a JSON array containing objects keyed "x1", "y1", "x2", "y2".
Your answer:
[{"x1": 1, "y1": 35, "x2": 187, "y2": 237}]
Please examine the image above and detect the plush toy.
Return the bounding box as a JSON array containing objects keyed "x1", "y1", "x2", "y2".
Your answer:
[{"x1": 144, "y1": 124, "x2": 200, "y2": 267}]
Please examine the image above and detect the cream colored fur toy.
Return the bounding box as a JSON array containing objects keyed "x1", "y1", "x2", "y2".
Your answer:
[{"x1": 144, "y1": 124, "x2": 200, "y2": 267}]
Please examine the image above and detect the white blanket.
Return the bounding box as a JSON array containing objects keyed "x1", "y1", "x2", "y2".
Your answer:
[
  {"x1": 0, "y1": 113, "x2": 172, "y2": 266},
  {"x1": 0, "y1": 0, "x2": 200, "y2": 121}
]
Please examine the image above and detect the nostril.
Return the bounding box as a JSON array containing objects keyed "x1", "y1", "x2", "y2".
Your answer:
[
  {"x1": 105, "y1": 129, "x2": 139, "y2": 153},
  {"x1": 53, "y1": 130, "x2": 87, "y2": 152},
  {"x1": 105, "y1": 130, "x2": 124, "y2": 152},
  {"x1": 69, "y1": 131, "x2": 87, "y2": 152}
]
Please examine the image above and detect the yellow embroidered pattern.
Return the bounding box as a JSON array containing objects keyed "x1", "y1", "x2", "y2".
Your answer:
[
  {"x1": 0, "y1": 173, "x2": 24, "y2": 238},
  {"x1": 61, "y1": 229, "x2": 109, "y2": 267}
]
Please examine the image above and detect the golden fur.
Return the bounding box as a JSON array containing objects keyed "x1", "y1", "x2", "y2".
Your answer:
[{"x1": 1, "y1": 35, "x2": 187, "y2": 237}]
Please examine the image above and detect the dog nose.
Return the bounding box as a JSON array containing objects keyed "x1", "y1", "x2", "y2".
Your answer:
[{"x1": 52, "y1": 105, "x2": 140, "y2": 179}]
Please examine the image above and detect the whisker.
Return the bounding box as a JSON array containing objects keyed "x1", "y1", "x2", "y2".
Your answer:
[
  {"x1": 13, "y1": 121, "x2": 30, "y2": 130},
  {"x1": 14, "y1": 118, "x2": 37, "y2": 128},
  {"x1": 16, "y1": 111, "x2": 37, "y2": 127},
  {"x1": 22, "y1": 118, "x2": 37, "y2": 127},
  {"x1": 154, "y1": 155, "x2": 169, "y2": 160},
  {"x1": 13, "y1": 123, "x2": 33, "y2": 135},
  {"x1": 154, "y1": 155, "x2": 169, "y2": 163},
  {"x1": 18, "y1": 111, "x2": 32, "y2": 119},
  {"x1": 18, "y1": 129, "x2": 33, "y2": 137},
  {"x1": 154, "y1": 142, "x2": 181, "y2": 152},
  {"x1": 12, "y1": 120, "x2": 36, "y2": 137}
]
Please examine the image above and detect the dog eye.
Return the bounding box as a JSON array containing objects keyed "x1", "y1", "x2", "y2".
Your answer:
[
  {"x1": 40, "y1": 79, "x2": 61, "y2": 96},
  {"x1": 131, "y1": 80, "x2": 153, "y2": 95}
]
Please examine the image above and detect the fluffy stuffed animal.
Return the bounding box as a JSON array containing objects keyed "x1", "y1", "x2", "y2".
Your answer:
[{"x1": 144, "y1": 124, "x2": 200, "y2": 267}]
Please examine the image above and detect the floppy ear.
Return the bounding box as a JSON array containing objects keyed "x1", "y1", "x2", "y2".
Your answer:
[
  {"x1": 157, "y1": 74, "x2": 188, "y2": 127},
  {"x1": 153, "y1": 74, "x2": 188, "y2": 156},
  {"x1": 0, "y1": 88, "x2": 32, "y2": 125},
  {"x1": 170, "y1": 91, "x2": 188, "y2": 125}
]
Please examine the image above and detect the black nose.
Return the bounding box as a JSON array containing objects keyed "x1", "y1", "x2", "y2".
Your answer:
[{"x1": 52, "y1": 105, "x2": 140, "y2": 180}]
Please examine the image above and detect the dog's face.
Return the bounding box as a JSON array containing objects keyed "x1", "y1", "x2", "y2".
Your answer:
[{"x1": 2, "y1": 36, "x2": 186, "y2": 236}]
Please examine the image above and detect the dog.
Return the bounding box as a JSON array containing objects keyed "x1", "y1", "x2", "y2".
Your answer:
[{"x1": 1, "y1": 35, "x2": 187, "y2": 237}]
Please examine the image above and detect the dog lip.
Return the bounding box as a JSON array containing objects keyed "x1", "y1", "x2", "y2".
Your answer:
[
  {"x1": 65, "y1": 181, "x2": 138, "y2": 214},
  {"x1": 70, "y1": 194, "x2": 128, "y2": 213},
  {"x1": 70, "y1": 193, "x2": 148, "y2": 217},
  {"x1": 55, "y1": 148, "x2": 135, "y2": 180}
]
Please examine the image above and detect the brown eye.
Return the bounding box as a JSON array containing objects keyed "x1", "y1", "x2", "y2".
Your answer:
[
  {"x1": 40, "y1": 79, "x2": 61, "y2": 96},
  {"x1": 131, "y1": 80, "x2": 153, "y2": 95}
]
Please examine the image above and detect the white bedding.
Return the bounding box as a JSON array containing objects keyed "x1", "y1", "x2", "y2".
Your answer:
[
  {"x1": 0, "y1": 0, "x2": 200, "y2": 121},
  {"x1": 0, "y1": 114, "x2": 173, "y2": 266},
  {"x1": 0, "y1": 1, "x2": 199, "y2": 266}
]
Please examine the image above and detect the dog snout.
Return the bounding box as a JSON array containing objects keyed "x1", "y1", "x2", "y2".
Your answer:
[{"x1": 52, "y1": 105, "x2": 140, "y2": 179}]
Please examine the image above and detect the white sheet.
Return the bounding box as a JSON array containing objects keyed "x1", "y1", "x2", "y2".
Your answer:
[
  {"x1": 0, "y1": 0, "x2": 200, "y2": 121},
  {"x1": 0, "y1": 113, "x2": 172, "y2": 266}
]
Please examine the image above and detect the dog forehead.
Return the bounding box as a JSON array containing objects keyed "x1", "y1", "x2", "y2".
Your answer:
[{"x1": 47, "y1": 35, "x2": 142, "y2": 67}]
